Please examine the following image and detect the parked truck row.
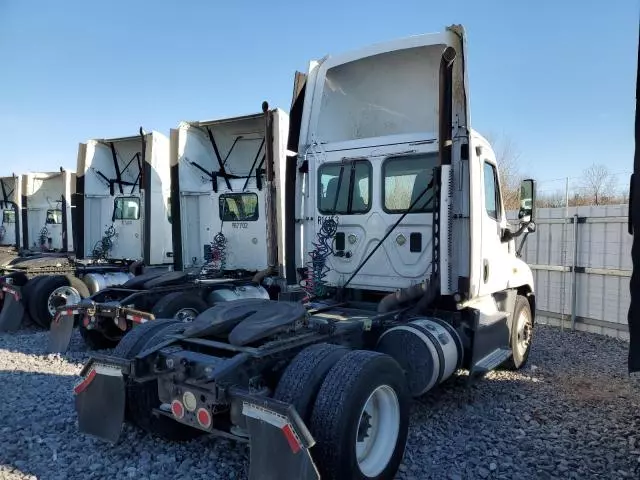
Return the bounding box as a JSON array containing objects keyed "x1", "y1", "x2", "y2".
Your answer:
[{"x1": 4, "y1": 25, "x2": 538, "y2": 480}]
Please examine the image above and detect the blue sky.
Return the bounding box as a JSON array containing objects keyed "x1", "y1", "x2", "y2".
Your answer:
[{"x1": 0, "y1": 0, "x2": 637, "y2": 194}]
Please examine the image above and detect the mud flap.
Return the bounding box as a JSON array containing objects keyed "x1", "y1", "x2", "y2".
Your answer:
[
  {"x1": 469, "y1": 309, "x2": 512, "y2": 377},
  {"x1": 0, "y1": 286, "x2": 24, "y2": 332},
  {"x1": 48, "y1": 310, "x2": 76, "y2": 353},
  {"x1": 235, "y1": 393, "x2": 320, "y2": 480},
  {"x1": 74, "y1": 364, "x2": 126, "y2": 443}
]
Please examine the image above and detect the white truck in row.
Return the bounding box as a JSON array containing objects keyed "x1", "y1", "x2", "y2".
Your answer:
[
  {"x1": 0, "y1": 130, "x2": 169, "y2": 330},
  {"x1": 0, "y1": 170, "x2": 75, "y2": 255}
]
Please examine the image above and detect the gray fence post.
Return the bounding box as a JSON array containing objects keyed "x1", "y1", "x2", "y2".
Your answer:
[{"x1": 571, "y1": 214, "x2": 579, "y2": 329}]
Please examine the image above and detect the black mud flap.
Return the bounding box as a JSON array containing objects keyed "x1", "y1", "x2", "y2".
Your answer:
[
  {"x1": 469, "y1": 309, "x2": 512, "y2": 377},
  {"x1": 0, "y1": 285, "x2": 24, "y2": 332},
  {"x1": 233, "y1": 391, "x2": 320, "y2": 480},
  {"x1": 48, "y1": 309, "x2": 78, "y2": 353},
  {"x1": 74, "y1": 363, "x2": 126, "y2": 443}
]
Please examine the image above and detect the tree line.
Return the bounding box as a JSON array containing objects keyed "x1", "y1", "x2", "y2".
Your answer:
[{"x1": 491, "y1": 134, "x2": 629, "y2": 210}]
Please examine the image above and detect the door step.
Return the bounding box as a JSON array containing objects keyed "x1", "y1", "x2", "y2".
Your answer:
[{"x1": 470, "y1": 348, "x2": 512, "y2": 376}]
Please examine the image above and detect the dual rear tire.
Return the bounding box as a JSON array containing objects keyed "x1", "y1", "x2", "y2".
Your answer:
[{"x1": 275, "y1": 344, "x2": 410, "y2": 480}]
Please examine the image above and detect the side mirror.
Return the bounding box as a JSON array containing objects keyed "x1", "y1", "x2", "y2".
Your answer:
[{"x1": 518, "y1": 179, "x2": 536, "y2": 223}]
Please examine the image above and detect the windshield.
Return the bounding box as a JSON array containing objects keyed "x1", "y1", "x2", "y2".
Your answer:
[{"x1": 318, "y1": 160, "x2": 371, "y2": 215}]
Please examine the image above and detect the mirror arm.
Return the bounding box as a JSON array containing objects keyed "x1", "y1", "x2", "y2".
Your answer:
[
  {"x1": 502, "y1": 221, "x2": 530, "y2": 243},
  {"x1": 516, "y1": 231, "x2": 531, "y2": 258}
]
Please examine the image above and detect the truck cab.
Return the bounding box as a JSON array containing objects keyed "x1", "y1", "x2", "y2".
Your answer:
[
  {"x1": 0, "y1": 175, "x2": 21, "y2": 251},
  {"x1": 293, "y1": 25, "x2": 535, "y2": 319},
  {"x1": 21, "y1": 170, "x2": 75, "y2": 252},
  {"x1": 170, "y1": 108, "x2": 288, "y2": 276},
  {"x1": 75, "y1": 130, "x2": 173, "y2": 266}
]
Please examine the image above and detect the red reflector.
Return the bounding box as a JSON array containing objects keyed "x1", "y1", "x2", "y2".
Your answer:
[
  {"x1": 171, "y1": 400, "x2": 184, "y2": 419},
  {"x1": 74, "y1": 369, "x2": 97, "y2": 395},
  {"x1": 83, "y1": 315, "x2": 90, "y2": 327},
  {"x1": 281, "y1": 423, "x2": 301, "y2": 454},
  {"x1": 197, "y1": 408, "x2": 212, "y2": 428}
]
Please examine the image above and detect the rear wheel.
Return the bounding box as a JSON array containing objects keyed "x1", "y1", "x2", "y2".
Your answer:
[
  {"x1": 116, "y1": 320, "x2": 203, "y2": 441},
  {"x1": 151, "y1": 292, "x2": 208, "y2": 322},
  {"x1": 30, "y1": 275, "x2": 89, "y2": 328},
  {"x1": 310, "y1": 350, "x2": 410, "y2": 480},
  {"x1": 274, "y1": 343, "x2": 349, "y2": 422},
  {"x1": 18, "y1": 275, "x2": 44, "y2": 321}
]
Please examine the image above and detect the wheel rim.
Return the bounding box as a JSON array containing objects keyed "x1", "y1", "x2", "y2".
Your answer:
[
  {"x1": 515, "y1": 308, "x2": 532, "y2": 357},
  {"x1": 47, "y1": 286, "x2": 82, "y2": 316},
  {"x1": 174, "y1": 308, "x2": 199, "y2": 322},
  {"x1": 355, "y1": 384, "x2": 400, "y2": 477}
]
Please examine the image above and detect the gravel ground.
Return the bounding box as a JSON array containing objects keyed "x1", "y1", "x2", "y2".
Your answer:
[{"x1": 0, "y1": 324, "x2": 639, "y2": 480}]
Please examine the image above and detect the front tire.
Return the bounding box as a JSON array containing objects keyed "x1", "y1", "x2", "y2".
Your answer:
[
  {"x1": 505, "y1": 295, "x2": 534, "y2": 370},
  {"x1": 310, "y1": 350, "x2": 410, "y2": 480}
]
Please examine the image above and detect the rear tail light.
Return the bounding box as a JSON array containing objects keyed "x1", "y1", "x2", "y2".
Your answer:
[
  {"x1": 197, "y1": 408, "x2": 212, "y2": 428},
  {"x1": 171, "y1": 400, "x2": 185, "y2": 419}
]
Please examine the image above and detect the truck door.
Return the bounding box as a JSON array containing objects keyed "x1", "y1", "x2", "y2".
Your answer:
[
  {"x1": 478, "y1": 146, "x2": 510, "y2": 296},
  {"x1": 110, "y1": 194, "x2": 143, "y2": 260}
]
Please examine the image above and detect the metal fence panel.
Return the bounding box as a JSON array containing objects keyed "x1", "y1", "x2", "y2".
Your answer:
[{"x1": 507, "y1": 204, "x2": 630, "y2": 340}]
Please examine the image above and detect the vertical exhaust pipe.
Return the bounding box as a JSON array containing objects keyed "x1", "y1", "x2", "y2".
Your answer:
[
  {"x1": 263, "y1": 101, "x2": 278, "y2": 273},
  {"x1": 438, "y1": 46, "x2": 457, "y2": 166}
]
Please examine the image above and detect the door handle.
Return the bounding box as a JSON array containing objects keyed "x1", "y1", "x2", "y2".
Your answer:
[{"x1": 483, "y1": 259, "x2": 489, "y2": 283}]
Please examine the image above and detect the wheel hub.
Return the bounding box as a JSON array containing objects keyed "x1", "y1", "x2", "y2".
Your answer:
[
  {"x1": 357, "y1": 410, "x2": 372, "y2": 441},
  {"x1": 516, "y1": 309, "x2": 533, "y2": 357},
  {"x1": 48, "y1": 286, "x2": 81, "y2": 317},
  {"x1": 174, "y1": 308, "x2": 198, "y2": 322},
  {"x1": 355, "y1": 384, "x2": 400, "y2": 477}
]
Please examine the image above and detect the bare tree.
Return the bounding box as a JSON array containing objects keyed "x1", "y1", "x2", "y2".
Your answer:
[
  {"x1": 537, "y1": 190, "x2": 566, "y2": 208},
  {"x1": 486, "y1": 133, "x2": 523, "y2": 211},
  {"x1": 581, "y1": 164, "x2": 616, "y2": 206}
]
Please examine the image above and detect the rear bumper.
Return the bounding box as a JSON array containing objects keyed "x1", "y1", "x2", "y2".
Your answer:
[
  {"x1": 56, "y1": 302, "x2": 155, "y2": 331},
  {"x1": 74, "y1": 356, "x2": 320, "y2": 480}
]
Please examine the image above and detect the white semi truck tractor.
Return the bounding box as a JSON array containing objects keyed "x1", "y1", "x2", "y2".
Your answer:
[{"x1": 74, "y1": 25, "x2": 537, "y2": 480}]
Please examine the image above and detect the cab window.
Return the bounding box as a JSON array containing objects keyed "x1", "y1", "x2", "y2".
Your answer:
[
  {"x1": 113, "y1": 197, "x2": 141, "y2": 220},
  {"x1": 318, "y1": 160, "x2": 371, "y2": 215},
  {"x1": 484, "y1": 162, "x2": 502, "y2": 220},
  {"x1": 46, "y1": 209, "x2": 63, "y2": 224},
  {"x1": 2, "y1": 210, "x2": 15, "y2": 223},
  {"x1": 383, "y1": 153, "x2": 438, "y2": 213},
  {"x1": 219, "y1": 193, "x2": 259, "y2": 222}
]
